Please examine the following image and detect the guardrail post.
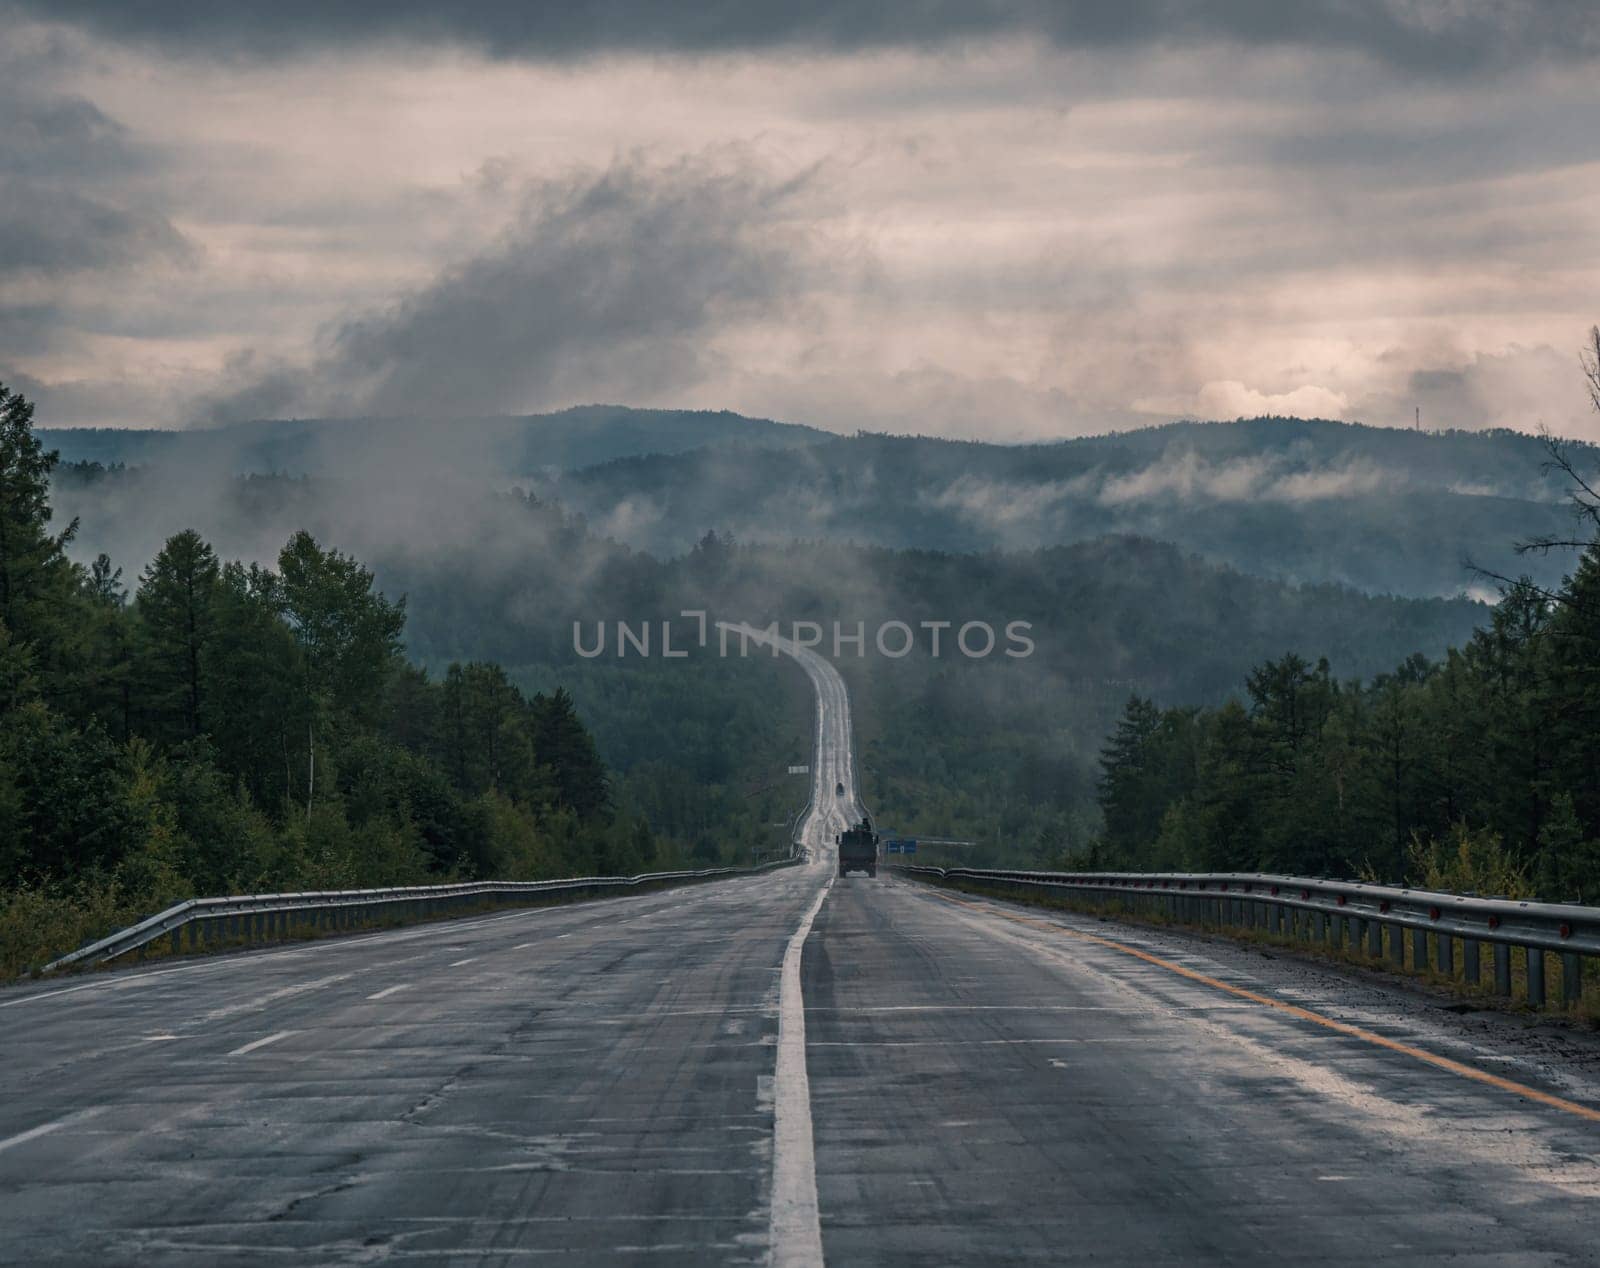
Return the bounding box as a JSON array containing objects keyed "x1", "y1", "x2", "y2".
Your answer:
[
  {"x1": 1367, "y1": 918, "x2": 1382, "y2": 958},
  {"x1": 1388, "y1": 923, "x2": 1404, "y2": 966},
  {"x1": 1493, "y1": 943, "x2": 1511, "y2": 995},
  {"x1": 1562, "y1": 954, "x2": 1583, "y2": 1007},
  {"x1": 1437, "y1": 932, "x2": 1453, "y2": 977},
  {"x1": 1527, "y1": 947, "x2": 1547, "y2": 1008},
  {"x1": 1413, "y1": 927, "x2": 1429, "y2": 972},
  {"x1": 1464, "y1": 938, "x2": 1480, "y2": 984},
  {"x1": 171, "y1": 928, "x2": 182, "y2": 954}
]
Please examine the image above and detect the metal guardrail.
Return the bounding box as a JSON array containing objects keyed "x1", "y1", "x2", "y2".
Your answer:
[
  {"x1": 44, "y1": 857, "x2": 800, "y2": 974},
  {"x1": 889, "y1": 864, "x2": 1598, "y2": 1009}
]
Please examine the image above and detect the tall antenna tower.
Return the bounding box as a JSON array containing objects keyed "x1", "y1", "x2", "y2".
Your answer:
[{"x1": 1414, "y1": 406, "x2": 1420, "y2": 431}]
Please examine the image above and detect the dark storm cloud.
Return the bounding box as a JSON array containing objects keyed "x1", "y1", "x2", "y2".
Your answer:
[
  {"x1": 0, "y1": 184, "x2": 189, "y2": 277},
  {"x1": 17, "y1": 0, "x2": 1599, "y2": 74},
  {"x1": 0, "y1": 65, "x2": 190, "y2": 279},
  {"x1": 203, "y1": 157, "x2": 811, "y2": 422}
]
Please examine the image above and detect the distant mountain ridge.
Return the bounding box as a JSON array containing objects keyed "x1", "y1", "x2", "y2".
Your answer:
[
  {"x1": 42, "y1": 407, "x2": 1599, "y2": 599},
  {"x1": 537, "y1": 416, "x2": 1594, "y2": 598},
  {"x1": 38, "y1": 405, "x2": 830, "y2": 477}
]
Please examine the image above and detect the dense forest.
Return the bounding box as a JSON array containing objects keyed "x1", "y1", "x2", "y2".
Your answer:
[
  {"x1": 44, "y1": 408, "x2": 1595, "y2": 598},
  {"x1": 536, "y1": 419, "x2": 1588, "y2": 597},
  {"x1": 1094, "y1": 557, "x2": 1600, "y2": 899},
  {"x1": 1091, "y1": 339, "x2": 1600, "y2": 900},
  {"x1": 15, "y1": 367, "x2": 1600, "y2": 976},
  {"x1": 0, "y1": 383, "x2": 744, "y2": 974},
  {"x1": 45, "y1": 439, "x2": 1494, "y2": 881}
]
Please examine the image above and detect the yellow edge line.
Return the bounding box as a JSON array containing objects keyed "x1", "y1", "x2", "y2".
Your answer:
[{"x1": 929, "y1": 888, "x2": 1600, "y2": 1125}]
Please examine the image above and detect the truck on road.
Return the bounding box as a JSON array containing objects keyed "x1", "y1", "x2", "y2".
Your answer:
[{"x1": 836, "y1": 818, "x2": 879, "y2": 878}]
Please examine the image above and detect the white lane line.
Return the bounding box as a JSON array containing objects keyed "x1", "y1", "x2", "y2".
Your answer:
[
  {"x1": 366, "y1": 984, "x2": 411, "y2": 1000},
  {"x1": 450, "y1": 957, "x2": 478, "y2": 967},
  {"x1": 0, "y1": 961, "x2": 233, "y2": 1010},
  {"x1": 0, "y1": 1108, "x2": 99, "y2": 1155},
  {"x1": 808, "y1": 1038, "x2": 1141, "y2": 1047},
  {"x1": 0, "y1": 876, "x2": 741, "y2": 1013},
  {"x1": 512, "y1": 943, "x2": 534, "y2": 950},
  {"x1": 769, "y1": 877, "x2": 832, "y2": 1268},
  {"x1": 227, "y1": 1030, "x2": 294, "y2": 1056}
]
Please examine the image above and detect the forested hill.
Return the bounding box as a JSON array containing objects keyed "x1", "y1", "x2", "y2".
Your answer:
[
  {"x1": 44, "y1": 446, "x2": 1493, "y2": 879},
  {"x1": 41, "y1": 411, "x2": 1592, "y2": 598},
  {"x1": 37, "y1": 406, "x2": 828, "y2": 478},
  {"x1": 0, "y1": 385, "x2": 712, "y2": 977},
  {"x1": 538, "y1": 419, "x2": 1590, "y2": 598}
]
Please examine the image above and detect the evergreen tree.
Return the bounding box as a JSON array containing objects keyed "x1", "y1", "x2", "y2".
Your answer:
[
  {"x1": 136, "y1": 530, "x2": 221, "y2": 741},
  {"x1": 276, "y1": 531, "x2": 406, "y2": 818},
  {"x1": 0, "y1": 383, "x2": 83, "y2": 689},
  {"x1": 532, "y1": 688, "x2": 610, "y2": 820}
]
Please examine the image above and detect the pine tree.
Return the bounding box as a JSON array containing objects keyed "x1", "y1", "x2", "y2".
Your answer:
[
  {"x1": 532, "y1": 687, "x2": 610, "y2": 820},
  {"x1": 0, "y1": 382, "x2": 80, "y2": 654},
  {"x1": 136, "y1": 530, "x2": 221, "y2": 741},
  {"x1": 276, "y1": 531, "x2": 406, "y2": 819}
]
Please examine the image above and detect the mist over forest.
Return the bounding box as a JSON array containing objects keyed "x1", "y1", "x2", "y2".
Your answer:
[
  {"x1": 45, "y1": 410, "x2": 1588, "y2": 598},
  {"x1": 41, "y1": 405, "x2": 1557, "y2": 870},
  {"x1": 10, "y1": 380, "x2": 1600, "y2": 956}
]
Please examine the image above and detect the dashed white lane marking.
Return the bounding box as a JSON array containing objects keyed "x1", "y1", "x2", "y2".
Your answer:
[
  {"x1": 366, "y1": 984, "x2": 411, "y2": 1000},
  {"x1": 1, "y1": 884, "x2": 732, "y2": 1013},
  {"x1": 512, "y1": 943, "x2": 534, "y2": 950},
  {"x1": 227, "y1": 1030, "x2": 294, "y2": 1056},
  {"x1": 807, "y1": 1038, "x2": 1141, "y2": 1047},
  {"x1": 0, "y1": 1109, "x2": 99, "y2": 1155},
  {"x1": 769, "y1": 877, "x2": 833, "y2": 1268},
  {"x1": 0, "y1": 962, "x2": 233, "y2": 1010},
  {"x1": 449, "y1": 958, "x2": 478, "y2": 967}
]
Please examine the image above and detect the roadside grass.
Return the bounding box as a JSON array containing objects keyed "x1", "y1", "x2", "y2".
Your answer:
[{"x1": 926, "y1": 876, "x2": 1600, "y2": 1027}]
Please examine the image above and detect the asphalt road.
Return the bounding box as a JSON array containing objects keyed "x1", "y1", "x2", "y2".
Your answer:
[{"x1": 3, "y1": 639, "x2": 1599, "y2": 1264}]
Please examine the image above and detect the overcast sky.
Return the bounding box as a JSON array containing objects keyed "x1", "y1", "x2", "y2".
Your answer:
[{"x1": 3, "y1": 2, "x2": 1599, "y2": 439}]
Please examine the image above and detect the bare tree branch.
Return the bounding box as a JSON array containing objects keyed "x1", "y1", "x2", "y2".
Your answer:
[{"x1": 1583, "y1": 324, "x2": 1600, "y2": 416}]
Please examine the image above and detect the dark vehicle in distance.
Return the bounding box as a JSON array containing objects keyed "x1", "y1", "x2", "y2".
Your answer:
[
  {"x1": 836, "y1": 781, "x2": 845, "y2": 796},
  {"x1": 837, "y1": 818, "x2": 878, "y2": 877}
]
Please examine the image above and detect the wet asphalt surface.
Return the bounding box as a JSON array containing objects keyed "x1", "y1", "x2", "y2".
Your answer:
[{"x1": 3, "y1": 867, "x2": 1598, "y2": 1265}]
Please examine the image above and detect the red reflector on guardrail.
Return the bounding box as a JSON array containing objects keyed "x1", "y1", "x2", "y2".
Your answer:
[
  {"x1": 1560, "y1": 923, "x2": 1572, "y2": 939},
  {"x1": 1379, "y1": 901, "x2": 1391, "y2": 914},
  {"x1": 1487, "y1": 915, "x2": 1500, "y2": 930},
  {"x1": 1270, "y1": 885, "x2": 1280, "y2": 896},
  {"x1": 1336, "y1": 895, "x2": 1347, "y2": 906},
  {"x1": 1428, "y1": 907, "x2": 1440, "y2": 921}
]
